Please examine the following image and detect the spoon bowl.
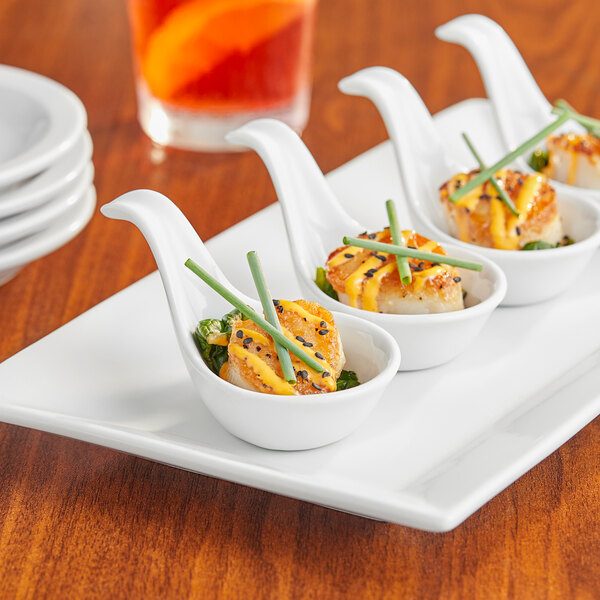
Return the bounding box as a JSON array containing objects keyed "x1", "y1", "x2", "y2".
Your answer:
[
  {"x1": 338, "y1": 66, "x2": 600, "y2": 305},
  {"x1": 435, "y1": 14, "x2": 600, "y2": 200},
  {"x1": 101, "y1": 190, "x2": 400, "y2": 450},
  {"x1": 227, "y1": 119, "x2": 506, "y2": 370}
]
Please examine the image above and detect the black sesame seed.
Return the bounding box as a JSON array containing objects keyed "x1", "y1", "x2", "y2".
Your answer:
[
  {"x1": 272, "y1": 299, "x2": 280, "y2": 305},
  {"x1": 344, "y1": 253, "x2": 354, "y2": 259},
  {"x1": 236, "y1": 331, "x2": 244, "y2": 339},
  {"x1": 256, "y1": 346, "x2": 261, "y2": 352},
  {"x1": 312, "y1": 383, "x2": 323, "y2": 390},
  {"x1": 295, "y1": 335, "x2": 305, "y2": 343},
  {"x1": 315, "y1": 352, "x2": 324, "y2": 360},
  {"x1": 432, "y1": 262, "x2": 440, "y2": 267},
  {"x1": 515, "y1": 226, "x2": 521, "y2": 235},
  {"x1": 368, "y1": 233, "x2": 377, "y2": 239},
  {"x1": 266, "y1": 353, "x2": 271, "y2": 358},
  {"x1": 320, "y1": 321, "x2": 326, "y2": 327},
  {"x1": 297, "y1": 370, "x2": 308, "y2": 380},
  {"x1": 364, "y1": 271, "x2": 374, "y2": 278},
  {"x1": 453, "y1": 276, "x2": 462, "y2": 283},
  {"x1": 322, "y1": 371, "x2": 331, "y2": 378},
  {"x1": 359, "y1": 231, "x2": 367, "y2": 236},
  {"x1": 243, "y1": 337, "x2": 253, "y2": 345},
  {"x1": 276, "y1": 305, "x2": 284, "y2": 313},
  {"x1": 374, "y1": 254, "x2": 386, "y2": 261},
  {"x1": 303, "y1": 342, "x2": 313, "y2": 348},
  {"x1": 318, "y1": 329, "x2": 329, "y2": 335},
  {"x1": 479, "y1": 193, "x2": 491, "y2": 200}
]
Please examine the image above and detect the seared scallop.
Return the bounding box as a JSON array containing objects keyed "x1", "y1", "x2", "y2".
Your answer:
[
  {"x1": 223, "y1": 300, "x2": 345, "y2": 395},
  {"x1": 439, "y1": 169, "x2": 563, "y2": 250},
  {"x1": 544, "y1": 133, "x2": 600, "y2": 189},
  {"x1": 325, "y1": 228, "x2": 464, "y2": 314}
]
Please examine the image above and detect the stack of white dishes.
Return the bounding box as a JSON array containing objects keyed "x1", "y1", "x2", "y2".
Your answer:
[{"x1": 0, "y1": 65, "x2": 96, "y2": 286}]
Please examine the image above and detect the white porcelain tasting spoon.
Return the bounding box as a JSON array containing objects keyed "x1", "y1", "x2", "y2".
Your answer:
[
  {"x1": 338, "y1": 66, "x2": 600, "y2": 305},
  {"x1": 435, "y1": 14, "x2": 599, "y2": 198},
  {"x1": 101, "y1": 190, "x2": 400, "y2": 451},
  {"x1": 226, "y1": 119, "x2": 506, "y2": 370}
]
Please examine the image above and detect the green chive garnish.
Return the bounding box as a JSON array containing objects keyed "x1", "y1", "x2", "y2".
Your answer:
[
  {"x1": 553, "y1": 99, "x2": 600, "y2": 138},
  {"x1": 185, "y1": 259, "x2": 324, "y2": 374},
  {"x1": 461, "y1": 133, "x2": 519, "y2": 217},
  {"x1": 342, "y1": 237, "x2": 483, "y2": 271},
  {"x1": 247, "y1": 251, "x2": 295, "y2": 383},
  {"x1": 385, "y1": 199, "x2": 412, "y2": 284},
  {"x1": 450, "y1": 107, "x2": 571, "y2": 203}
]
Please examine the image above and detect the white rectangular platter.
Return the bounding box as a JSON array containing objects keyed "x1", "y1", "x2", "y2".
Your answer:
[{"x1": 1, "y1": 99, "x2": 599, "y2": 532}]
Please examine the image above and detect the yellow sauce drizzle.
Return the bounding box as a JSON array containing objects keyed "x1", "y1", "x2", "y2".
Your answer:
[
  {"x1": 345, "y1": 256, "x2": 383, "y2": 308},
  {"x1": 489, "y1": 173, "x2": 543, "y2": 249},
  {"x1": 229, "y1": 343, "x2": 296, "y2": 395},
  {"x1": 277, "y1": 300, "x2": 329, "y2": 328},
  {"x1": 279, "y1": 325, "x2": 336, "y2": 391},
  {"x1": 568, "y1": 150, "x2": 578, "y2": 186},
  {"x1": 219, "y1": 362, "x2": 229, "y2": 380},
  {"x1": 416, "y1": 240, "x2": 438, "y2": 253},
  {"x1": 413, "y1": 266, "x2": 448, "y2": 293},
  {"x1": 207, "y1": 332, "x2": 229, "y2": 346},
  {"x1": 237, "y1": 328, "x2": 270, "y2": 347},
  {"x1": 362, "y1": 263, "x2": 395, "y2": 312},
  {"x1": 453, "y1": 184, "x2": 483, "y2": 211},
  {"x1": 327, "y1": 231, "x2": 387, "y2": 267}
]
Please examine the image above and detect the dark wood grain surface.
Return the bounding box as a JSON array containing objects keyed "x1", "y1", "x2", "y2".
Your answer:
[{"x1": 1, "y1": 0, "x2": 599, "y2": 598}]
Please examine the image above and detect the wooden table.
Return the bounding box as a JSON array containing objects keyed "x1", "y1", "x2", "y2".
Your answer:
[{"x1": 1, "y1": 0, "x2": 599, "y2": 597}]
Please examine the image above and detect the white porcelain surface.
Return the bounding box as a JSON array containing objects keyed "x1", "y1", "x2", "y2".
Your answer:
[
  {"x1": 0, "y1": 131, "x2": 93, "y2": 218},
  {"x1": 0, "y1": 100, "x2": 599, "y2": 531},
  {"x1": 227, "y1": 119, "x2": 506, "y2": 370},
  {"x1": 0, "y1": 65, "x2": 87, "y2": 189},
  {"x1": 435, "y1": 14, "x2": 600, "y2": 201},
  {"x1": 101, "y1": 190, "x2": 400, "y2": 450},
  {"x1": 339, "y1": 67, "x2": 600, "y2": 305},
  {"x1": 0, "y1": 162, "x2": 93, "y2": 246},
  {"x1": 0, "y1": 184, "x2": 96, "y2": 285}
]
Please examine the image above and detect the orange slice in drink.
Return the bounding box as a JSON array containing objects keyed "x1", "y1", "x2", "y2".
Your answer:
[{"x1": 142, "y1": 0, "x2": 315, "y2": 101}]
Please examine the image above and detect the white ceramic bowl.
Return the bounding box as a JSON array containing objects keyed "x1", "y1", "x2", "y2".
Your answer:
[
  {"x1": 0, "y1": 65, "x2": 87, "y2": 189},
  {"x1": 101, "y1": 190, "x2": 402, "y2": 451},
  {"x1": 0, "y1": 184, "x2": 96, "y2": 286},
  {"x1": 226, "y1": 119, "x2": 506, "y2": 370},
  {"x1": 435, "y1": 14, "x2": 600, "y2": 202},
  {"x1": 0, "y1": 162, "x2": 93, "y2": 247},
  {"x1": 338, "y1": 66, "x2": 600, "y2": 305},
  {"x1": 302, "y1": 244, "x2": 505, "y2": 370},
  {"x1": 0, "y1": 131, "x2": 93, "y2": 218}
]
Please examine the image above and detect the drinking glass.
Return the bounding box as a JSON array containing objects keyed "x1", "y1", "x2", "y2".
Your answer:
[{"x1": 126, "y1": 0, "x2": 318, "y2": 151}]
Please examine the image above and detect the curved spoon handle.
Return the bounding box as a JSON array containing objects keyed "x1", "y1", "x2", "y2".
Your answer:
[
  {"x1": 339, "y1": 67, "x2": 450, "y2": 233},
  {"x1": 435, "y1": 14, "x2": 553, "y2": 149},
  {"x1": 101, "y1": 190, "x2": 252, "y2": 361},
  {"x1": 227, "y1": 119, "x2": 361, "y2": 281}
]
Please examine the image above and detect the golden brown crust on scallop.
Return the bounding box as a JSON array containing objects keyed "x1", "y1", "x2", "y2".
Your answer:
[
  {"x1": 226, "y1": 300, "x2": 344, "y2": 395},
  {"x1": 325, "y1": 228, "x2": 463, "y2": 314},
  {"x1": 439, "y1": 169, "x2": 561, "y2": 250}
]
